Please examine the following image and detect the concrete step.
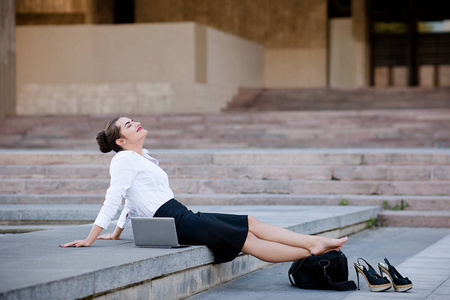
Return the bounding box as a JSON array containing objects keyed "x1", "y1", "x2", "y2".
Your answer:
[
  {"x1": 178, "y1": 194, "x2": 450, "y2": 211},
  {"x1": 0, "y1": 179, "x2": 450, "y2": 196},
  {"x1": 0, "y1": 224, "x2": 75, "y2": 234},
  {"x1": 1, "y1": 150, "x2": 448, "y2": 199},
  {"x1": 0, "y1": 205, "x2": 380, "y2": 300},
  {"x1": 6, "y1": 132, "x2": 450, "y2": 149},
  {"x1": 3, "y1": 164, "x2": 449, "y2": 181},
  {"x1": 0, "y1": 194, "x2": 105, "y2": 205},
  {"x1": 0, "y1": 204, "x2": 118, "y2": 224},
  {"x1": 1, "y1": 194, "x2": 449, "y2": 211},
  {"x1": 2, "y1": 149, "x2": 450, "y2": 166},
  {"x1": 378, "y1": 210, "x2": 450, "y2": 227},
  {"x1": 170, "y1": 179, "x2": 450, "y2": 195},
  {"x1": 1, "y1": 149, "x2": 449, "y2": 227},
  {"x1": 0, "y1": 164, "x2": 110, "y2": 179},
  {"x1": 0, "y1": 179, "x2": 109, "y2": 195},
  {"x1": 0, "y1": 150, "x2": 114, "y2": 165},
  {"x1": 1, "y1": 109, "x2": 450, "y2": 149},
  {"x1": 2, "y1": 178, "x2": 450, "y2": 196},
  {"x1": 226, "y1": 87, "x2": 450, "y2": 111}
]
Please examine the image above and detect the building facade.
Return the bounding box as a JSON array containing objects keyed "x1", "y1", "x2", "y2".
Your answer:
[{"x1": 3, "y1": 0, "x2": 449, "y2": 115}]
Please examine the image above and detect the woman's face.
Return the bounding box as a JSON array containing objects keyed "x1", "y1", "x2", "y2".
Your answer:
[{"x1": 115, "y1": 117, "x2": 148, "y2": 146}]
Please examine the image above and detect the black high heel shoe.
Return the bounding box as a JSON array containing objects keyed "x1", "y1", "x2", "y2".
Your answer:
[
  {"x1": 354, "y1": 258, "x2": 392, "y2": 292},
  {"x1": 378, "y1": 258, "x2": 413, "y2": 292}
]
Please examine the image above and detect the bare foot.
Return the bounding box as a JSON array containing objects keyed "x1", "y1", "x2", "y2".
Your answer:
[{"x1": 309, "y1": 236, "x2": 348, "y2": 255}]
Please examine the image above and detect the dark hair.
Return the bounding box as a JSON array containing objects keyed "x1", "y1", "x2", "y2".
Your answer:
[{"x1": 96, "y1": 117, "x2": 123, "y2": 153}]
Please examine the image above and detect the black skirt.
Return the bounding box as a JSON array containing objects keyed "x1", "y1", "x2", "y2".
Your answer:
[{"x1": 154, "y1": 199, "x2": 249, "y2": 264}]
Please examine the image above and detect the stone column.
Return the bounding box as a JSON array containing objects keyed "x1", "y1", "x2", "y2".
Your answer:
[
  {"x1": 0, "y1": 0, "x2": 16, "y2": 118},
  {"x1": 352, "y1": 0, "x2": 369, "y2": 87}
]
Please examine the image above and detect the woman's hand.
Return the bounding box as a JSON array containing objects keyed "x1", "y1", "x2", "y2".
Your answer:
[
  {"x1": 97, "y1": 233, "x2": 121, "y2": 240},
  {"x1": 59, "y1": 239, "x2": 92, "y2": 248},
  {"x1": 97, "y1": 225, "x2": 124, "y2": 240},
  {"x1": 59, "y1": 224, "x2": 104, "y2": 248}
]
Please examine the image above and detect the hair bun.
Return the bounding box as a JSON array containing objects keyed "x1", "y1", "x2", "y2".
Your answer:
[
  {"x1": 96, "y1": 130, "x2": 112, "y2": 153},
  {"x1": 96, "y1": 117, "x2": 123, "y2": 153}
]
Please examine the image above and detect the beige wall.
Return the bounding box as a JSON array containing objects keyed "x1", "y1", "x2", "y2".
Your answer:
[
  {"x1": 328, "y1": 0, "x2": 369, "y2": 89},
  {"x1": 329, "y1": 18, "x2": 357, "y2": 88},
  {"x1": 14, "y1": 0, "x2": 375, "y2": 92},
  {"x1": 16, "y1": 0, "x2": 374, "y2": 91},
  {"x1": 0, "y1": 0, "x2": 16, "y2": 119},
  {"x1": 136, "y1": 0, "x2": 329, "y2": 88},
  {"x1": 16, "y1": 22, "x2": 264, "y2": 115},
  {"x1": 17, "y1": 23, "x2": 196, "y2": 86},
  {"x1": 265, "y1": 48, "x2": 327, "y2": 88},
  {"x1": 200, "y1": 27, "x2": 264, "y2": 111},
  {"x1": 264, "y1": 0, "x2": 328, "y2": 87},
  {"x1": 352, "y1": 0, "x2": 369, "y2": 88}
]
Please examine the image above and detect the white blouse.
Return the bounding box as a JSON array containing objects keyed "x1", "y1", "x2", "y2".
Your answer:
[{"x1": 94, "y1": 149, "x2": 174, "y2": 229}]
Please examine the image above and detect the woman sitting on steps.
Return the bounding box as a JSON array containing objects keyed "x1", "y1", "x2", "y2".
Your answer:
[{"x1": 61, "y1": 117, "x2": 348, "y2": 264}]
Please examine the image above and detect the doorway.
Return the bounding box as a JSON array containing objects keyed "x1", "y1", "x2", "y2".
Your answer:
[{"x1": 368, "y1": 0, "x2": 450, "y2": 87}]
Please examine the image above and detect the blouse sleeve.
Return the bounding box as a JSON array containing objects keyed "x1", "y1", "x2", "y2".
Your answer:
[
  {"x1": 94, "y1": 154, "x2": 137, "y2": 229},
  {"x1": 116, "y1": 198, "x2": 136, "y2": 229}
]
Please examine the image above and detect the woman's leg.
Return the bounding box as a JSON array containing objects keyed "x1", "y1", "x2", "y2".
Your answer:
[
  {"x1": 247, "y1": 216, "x2": 347, "y2": 255},
  {"x1": 242, "y1": 232, "x2": 312, "y2": 262}
]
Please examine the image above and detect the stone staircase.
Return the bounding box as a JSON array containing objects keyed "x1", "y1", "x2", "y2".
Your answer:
[
  {"x1": 1, "y1": 149, "x2": 449, "y2": 228},
  {"x1": 2, "y1": 91, "x2": 449, "y2": 298},
  {"x1": 225, "y1": 87, "x2": 450, "y2": 111},
  {"x1": 1, "y1": 109, "x2": 450, "y2": 149}
]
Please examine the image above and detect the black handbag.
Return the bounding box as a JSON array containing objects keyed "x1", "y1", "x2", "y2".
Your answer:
[{"x1": 288, "y1": 250, "x2": 357, "y2": 291}]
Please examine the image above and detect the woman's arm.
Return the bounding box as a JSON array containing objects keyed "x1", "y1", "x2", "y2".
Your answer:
[
  {"x1": 94, "y1": 155, "x2": 137, "y2": 230},
  {"x1": 61, "y1": 154, "x2": 136, "y2": 248},
  {"x1": 98, "y1": 225, "x2": 124, "y2": 240},
  {"x1": 60, "y1": 224, "x2": 103, "y2": 247},
  {"x1": 97, "y1": 198, "x2": 134, "y2": 240}
]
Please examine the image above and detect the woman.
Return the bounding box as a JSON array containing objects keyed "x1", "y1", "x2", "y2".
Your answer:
[{"x1": 61, "y1": 117, "x2": 348, "y2": 264}]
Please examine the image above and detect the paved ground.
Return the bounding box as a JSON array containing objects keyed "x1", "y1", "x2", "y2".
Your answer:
[{"x1": 188, "y1": 227, "x2": 450, "y2": 300}]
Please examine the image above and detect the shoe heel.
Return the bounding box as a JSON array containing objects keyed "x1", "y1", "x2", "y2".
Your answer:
[
  {"x1": 380, "y1": 258, "x2": 413, "y2": 292},
  {"x1": 354, "y1": 265, "x2": 360, "y2": 290},
  {"x1": 355, "y1": 258, "x2": 392, "y2": 292},
  {"x1": 378, "y1": 266, "x2": 386, "y2": 277}
]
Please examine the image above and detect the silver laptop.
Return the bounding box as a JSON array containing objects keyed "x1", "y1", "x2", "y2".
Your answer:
[{"x1": 131, "y1": 217, "x2": 188, "y2": 248}]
